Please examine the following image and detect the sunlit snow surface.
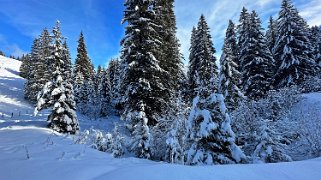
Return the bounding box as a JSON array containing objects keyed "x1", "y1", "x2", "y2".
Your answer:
[{"x1": 1, "y1": 55, "x2": 321, "y2": 180}]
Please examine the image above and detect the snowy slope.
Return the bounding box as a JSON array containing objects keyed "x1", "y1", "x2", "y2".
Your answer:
[
  {"x1": 0, "y1": 55, "x2": 46, "y2": 128},
  {"x1": 1, "y1": 55, "x2": 321, "y2": 180},
  {"x1": 0, "y1": 55, "x2": 32, "y2": 116}
]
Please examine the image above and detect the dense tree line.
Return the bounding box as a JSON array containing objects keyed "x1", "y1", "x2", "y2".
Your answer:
[{"x1": 20, "y1": 0, "x2": 321, "y2": 165}]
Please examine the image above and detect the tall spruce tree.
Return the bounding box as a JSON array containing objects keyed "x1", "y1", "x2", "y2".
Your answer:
[
  {"x1": 107, "y1": 58, "x2": 121, "y2": 106},
  {"x1": 24, "y1": 28, "x2": 57, "y2": 103},
  {"x1": 35, "y1": 21, "x2": 79, "y2": 134},
  {"x1": 186, "y1": 15, "x2": 245, "y2": 165},
  {"x1": 240, "y1": 11, "x2": 275, "y2": 99},
  {"x1": 120, "y1": 0, "x2": 170, "y2": 158},
  {"x1": 155, "y1": 0, "x2": 184, "y2": 93},
  {"x1": 219, "y1": 20, "x2": 244, "y2": 110},
  {"x1": 97, "y1": 67, "x2": 111, "y2": 117},
  {"x1": 95, "y1": 65, "x2": 103, "y2": 91},
  {"x1": 309, "y1": 26, "x2": 321, "y2": 66},
  {"x1": 74, "y1": 32, "x2": 96, "y2": 114},
  {"x1": 266, "y1": 16, "x2": 278, "y2": 54},
  {"x1": 39, "y1": 28, "x2": 54, "y2": 81},
  {"x1": 188, "y1": 15, "x2": 218, "y2": 99},
  {"x1": 273, "y1": 0, "x2": 315, "y2": 87},
  {"x1": 74, "y1": 32, "x2": 95, "y2": 81},
  {"x1": 61, "y1": 41, "x2": 73, "y2": 83},
  {"x1": 237, "y1": 7, "x2": 251, "y2": 72},
  {"x1": 187, "y1": 26, "x2": 197, "y2": 101},
  {"x1": 24, "y1": 38, "x2": 42, "y2": 102}
]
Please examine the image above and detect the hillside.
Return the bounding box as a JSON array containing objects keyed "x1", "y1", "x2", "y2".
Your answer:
[{"x1": 1, "y1": 55, "x2": 321, "y2": 180}]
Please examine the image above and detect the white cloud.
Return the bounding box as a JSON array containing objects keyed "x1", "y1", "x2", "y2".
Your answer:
[{"x1": 299, "y1": 0, "x2": 321, "y2": 26}]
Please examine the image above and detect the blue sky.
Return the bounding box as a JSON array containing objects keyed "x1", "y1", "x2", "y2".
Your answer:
[{"x1": 0, "y1": 0, "x2": 320, "y2": 68}]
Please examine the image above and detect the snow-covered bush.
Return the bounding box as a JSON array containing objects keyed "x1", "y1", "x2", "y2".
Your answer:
[
  {"x1": 293, "y1": 107, "x2": 321, "y2": 158},
  {"x1": 75, "y1": 129, "x2": 111, "y2": 151},
  {"x1": 75, "y1": 127, "x2": 125, "y2": 158},
  {"x1": 261, "y1": 87, "x2": 300, "y2": 121},
  {"x1": 165, "y1": 120, "x2": 185, "y2": 164},
  {"x1": 232, "y1": 87, "x2": 300, "y2": 163},
  {"x1": 111, "y1": 125, "x2": 125, "y2": 158},
  {"x1": 252, "y1": 119, "x2": 292, "y2": 163}
]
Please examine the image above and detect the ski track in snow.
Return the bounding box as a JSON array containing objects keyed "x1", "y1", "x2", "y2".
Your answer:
[{"x1": 1, "y1": 55, "x2": 321, "y2": 180}]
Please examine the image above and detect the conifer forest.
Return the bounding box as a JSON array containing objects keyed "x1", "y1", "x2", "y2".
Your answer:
[{"x1": 1, "y1": 0, "x2": 321, "y2": 179}]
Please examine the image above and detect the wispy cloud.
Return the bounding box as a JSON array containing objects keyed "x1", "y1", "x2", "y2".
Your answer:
[
  {"x1": 0, "y1": 34, "x2": 28, "y2": 57},
  {"x1": 299, "y1": 0, "x2": 321, "y2": 26},
  {"x1": 8, "y1": 44, "x2": 28, "y2": 57}
]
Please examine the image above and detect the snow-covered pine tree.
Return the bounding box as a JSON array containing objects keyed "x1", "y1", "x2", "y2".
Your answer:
[
  {"x1": 24, "y1": 38, "x2": 42, "y2": 102},
  {"x1": 188, "y1": 15, "x2": 218, "y2": 99},
  {"x1": 35, "y1": 21, "x2": 79, "y2": 134},
  {"x1": 78, "y1": 78, "x2": 97, "y2": 117},
  {"x1": 91, "y1": 65, "x2": 104, "y2": 117},
  {"x1": 219, "y1": 20, "x2": 244, "y2": 110},
  {"x1": 73, "y1": 32, "x2": 96, "y2": 115},
  {"x1": 187, "y1": 26, "x2": 198, "y2": 101},
  {"x1": 165, "y1": 119, "x2": 184, "y2": 164},
  {"x1": 95, "y1": 65, "x2": 103, "y2": 92},
  {"x1": 33, "y1": 44, "x2": 51, "y2": 102},
  {"x1": 154, "y1": 0, "x2": 184, "y2": 94},
  {"x1": 186, "y1": 93, "x2": 246, "y2": 165},
  {"x1": 237, "y1": 7, "x2": 251, "y2": 72},
  {"x1": 107, "y1": 59, "x2": 121, "y2": 106},
  {"x1": 186, "y1": 15, "x2": 245, "y2": 165},
  {"x1": 39, "y1": 28, "x2": 54, "y2": 81},
  {"x1": 239, "y1": 11, "x2": 275, "y2": 99},
  {"x1": 19, "y1": 54, "x2": 31, "y2": 79},
  {"x1": 149, "y1": 0, "x2": 187, "y2": 162},
  {"x1": 88, "y1": 78, "x2": 99, "y2": 119},
  {"x1": 309, "y1": 26, "x2": 321, "y2": 67},
  {"x1": 98, "y1": 67, "x2": 111, "y2": 117},
  {"x1": 120, "y1": 0, "x2": 170, "y2": 159},
  {"x1": 74, "y1": 71, "x2": 84, "y2": 104},
  {"x1": 24, "y1": 28, "x2": 55, "y2": 103},
  {"x1": 61, "y1": 41, "x2": 73, "y2": 83},
  {"x1": 165, "y1": 92, "x2": 187, "y2": 164},
  {"x1": 74, "y1": 32, "x2": 95, "y2": 81},
  {"x1": 273, "y1": 0, "x2": 316, "y2": 87},
  {"x1": 266, "y1": 16, "x2": 278, "y2": 54}
]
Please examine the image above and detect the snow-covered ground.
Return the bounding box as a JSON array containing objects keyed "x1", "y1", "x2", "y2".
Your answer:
[{"x1": 1, "y1": 55, "x2": 321, "y2": 180}]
